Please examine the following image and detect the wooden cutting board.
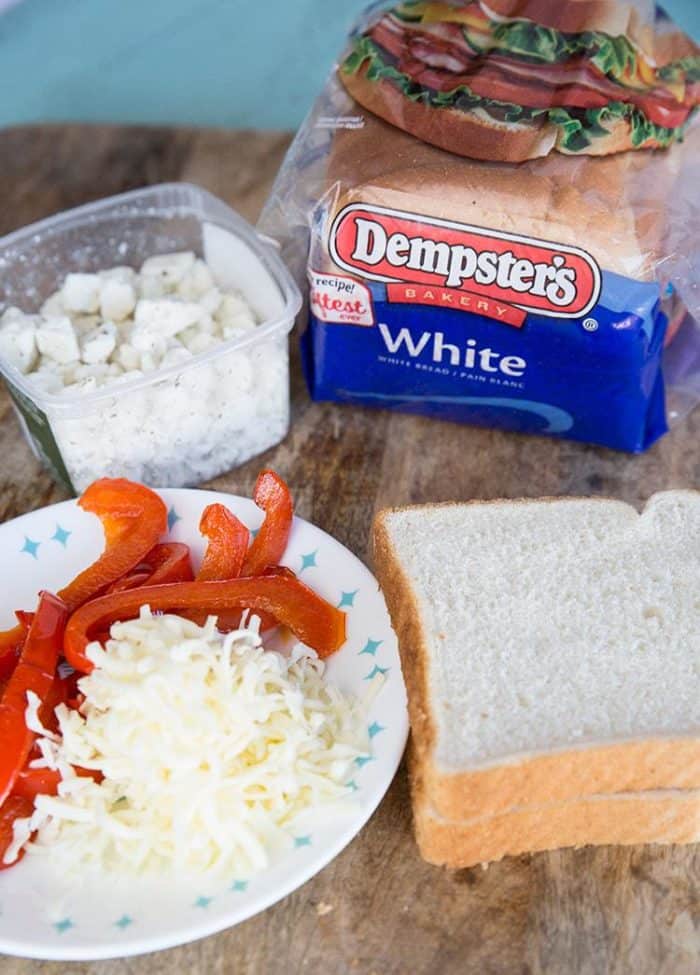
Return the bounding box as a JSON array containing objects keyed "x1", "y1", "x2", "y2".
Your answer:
[{"x1": 0, "y1": 125, "x2": 698, "y2": 975}]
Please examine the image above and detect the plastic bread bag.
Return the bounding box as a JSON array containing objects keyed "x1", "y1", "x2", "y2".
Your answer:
[{"x1": 259, "y1": 0, "x2": 700, "y2": 452}]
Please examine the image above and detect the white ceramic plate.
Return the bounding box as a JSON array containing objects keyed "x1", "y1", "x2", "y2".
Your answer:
[{"x1": 0, "y1": 488, "x2": 408, "y2": 960}]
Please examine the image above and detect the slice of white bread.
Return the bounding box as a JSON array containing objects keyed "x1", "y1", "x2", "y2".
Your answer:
[
  {"x1": 413, "y1": 787, "x2": 700, "y2": 868},
  {"x1": 372, "y1": 492, "x2": 700, "y2": 820}
]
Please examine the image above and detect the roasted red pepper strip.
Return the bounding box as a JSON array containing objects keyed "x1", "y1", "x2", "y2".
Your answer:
[
  {"x1": 241, "y1": 470, "x2": 294, "y2": 576},
  {"x1": 0, "y1": 794, "x2": 34, "y2": 869},
  {"x1": 57, "y1": 478, "x2": 168, "y2": 612},
  {"x1": 0, "y1": 612, "x2": 36, "y2": 682},
  {"x1": 106, "y1": 543, "x2": 194, "y2": 593},
  {"x1": 38, "y1": 672, "x2": 81, "y2": 733},
  {"x1": 0, "y1": 480, "x2": 166, "y2": 676},
  {"x1": 0, "y1": 592, "x2": 68, "y2": 806},
  {"x1": 0, "y1": 621, "x2": 29, "y2": 684},
  {"x1": 0, "y1": 612, "x2": 38, "y2": 684},
  {"x1": 12, "y1": 761, "x2": 102, "y2": 802},
  {"x1": 197, "y1": 504, "x2": 250, "y2": 581},
  {"x1": 64, "y1": 576, "x2": 346, "y2": 672},
  {"x1": 11, "y1": 765, "x2": 61, "y2": 802}
]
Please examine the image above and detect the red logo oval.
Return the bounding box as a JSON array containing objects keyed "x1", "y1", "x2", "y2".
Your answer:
[{"x1": 329, "y1": 204, "x2": 601, "y2": 320}]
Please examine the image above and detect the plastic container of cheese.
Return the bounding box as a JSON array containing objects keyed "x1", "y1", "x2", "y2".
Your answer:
[{"x1": 0, "y1": 183, "x2": 301, "y2": 493}]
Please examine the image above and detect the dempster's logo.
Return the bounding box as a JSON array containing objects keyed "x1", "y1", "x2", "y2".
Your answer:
[{"x1": 329, "y1": 203, "x2": 601, "y2": 320}]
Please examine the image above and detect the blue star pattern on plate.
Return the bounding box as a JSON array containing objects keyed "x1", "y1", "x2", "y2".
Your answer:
[
  {"x1": 355, "y1": 755, "x2": 373, "y2": 769},
  {"x1": 359, "y1": 638, "x2": 382, "y2": 656},
  {"x1": 299, "y1": 550, "x2": 318, "y2": 572},
  {"x1": 53, "y1": 918, "x2": 73, "y2": 933},
  {"x1": 368, "y1": 722, "x2": 385, "y2": 739},
  {"x1": 114, "y1": 915, "x2": 133, "y2": 929},
  {"x1": 294, "y1": 835, "x2": 312, "y2": 848},
  {"x1": 364, "y1": 665, "x2": 389, "y2": 681},
  {"x1": 51, "y1": 524, "x2": 71, "y2": 547},
  {"x1": 230, "y1": 880, "x2": 248, "y2": 893},
  {"x1": 21, "y1": 536, "x2": 40, "y2": 559},
  {"x1": 194, "y1": 896, "x2": 213, "y2": 909},
  {"x1": 167, "y1": 507, "x2": 181, "y2": 532},
  {"x1": 346, "y1": 779, "x2": 359, "y2": 792},
  {"x1": 338, "y1": 589, "x2": 359, "y2": 608}
]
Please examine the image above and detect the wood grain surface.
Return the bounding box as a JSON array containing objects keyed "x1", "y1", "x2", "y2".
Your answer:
[{"x1": 0, "y1": 125, "x2": 698, "y2": 975}]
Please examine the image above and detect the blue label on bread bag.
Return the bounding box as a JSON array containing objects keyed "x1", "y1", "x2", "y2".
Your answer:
[{"x1": 304, "y1": 207, "x2": 668, "y2": 452}]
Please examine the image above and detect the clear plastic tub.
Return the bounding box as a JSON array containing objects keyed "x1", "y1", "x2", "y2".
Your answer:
[{"x1": 0, "y1": 183, "x2": 301, "y2": 493}]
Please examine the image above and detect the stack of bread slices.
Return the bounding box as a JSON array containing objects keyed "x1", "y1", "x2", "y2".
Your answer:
[{"x1": 373, "y1": 492, "x2": 700, "y2": 867}]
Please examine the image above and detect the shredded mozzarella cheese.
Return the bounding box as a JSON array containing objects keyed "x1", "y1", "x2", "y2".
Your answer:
[{"x1": 7, "y1": 610, "x2": 371, "y2": 877}]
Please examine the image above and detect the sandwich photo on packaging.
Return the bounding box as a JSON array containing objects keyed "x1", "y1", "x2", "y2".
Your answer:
[{"x1": 260, "y1": 0, "x2": 700, "y2": 453}]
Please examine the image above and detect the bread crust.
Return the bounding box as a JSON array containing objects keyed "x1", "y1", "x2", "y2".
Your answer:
[
  {"x1": 413, "y1": 787, "x2": 700, "y2": 867},
  {"x1": 420, "y1": 737, "x2": 700, "y2": 821},
  {"x1": 340, "y1": 65, "x2": 558, "y2": 163},
  {"x1": 372, "y1": 495, "x2": 700, "y2": 822},
  {"x1": 373, "y1": 510, "x2": 438, "y2": 764},
  {"x1": 409, "y1": 748, "x2": 700, "y2": 865}
]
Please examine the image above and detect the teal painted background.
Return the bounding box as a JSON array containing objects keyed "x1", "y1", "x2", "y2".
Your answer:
[{"x1": 0, "y1": 0, "x2": 697, "y2": 130}]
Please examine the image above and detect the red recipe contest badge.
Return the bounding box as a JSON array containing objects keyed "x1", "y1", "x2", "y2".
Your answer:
[
  {"x1": 329, "y1": 203, "x2": 601, "y2": 319},
  {"x1": 308, "y1": 270, "x2": 375, "y2": 326}
]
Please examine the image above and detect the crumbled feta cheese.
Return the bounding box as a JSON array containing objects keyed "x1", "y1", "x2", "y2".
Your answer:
[
  {"x1": 81, "y1": 322, "x2": 117, "y2": 364},
  {"x1": 216, "y1": 293, "x2": 257, "y2": 330},
  {"x1": 182, "y1": 331, "x2": 218, "y2": 356},
  {"x1": 176, "y1": 259, "x2": 215, "y2": 300},
  {"x1": 30, "y1": 366, "x2": 64, "y2": 395},
  {"x1": 0, "y1": 313, "x2": 39, "y2": 373},
  {"x1": 72, "y1": 314, "x2": 102, "y2": 337},
  {"x1": 98, "y1": 266, "x2": 136, "y2": 285},
  {"x1": 62, "y1": 273, "x2": 101, "y2": 314},
  {"x1": 99, "y1": 279, "x2": 136, "y2": 322},
  {"x1": 221, "y1": 351, "x2": 254, "y2": 393},
  {"x1": 58, "y1": 362, "x2": 78, "y2": 385},
  {"x1": 132, "y1": 299, "x2": 203, "y2": 348},
  {"x1": 138, "y1": 351, "x2": 161, "y2": 373},
  {"x1": 4, "y1": 248, "x2": 286, "y2": 490},
  {"x1": 140, "y1": 251, "x2": 195, "y2": 289},
  {"x1": 35, "y1": 316, "x2": 80, "y2": 364},
  {"x1": 160, "y1": 344, "x2": 192, "y2": 369},
  {"x1": 199, "y1": 288, "x2": 223, "y2": 316},
  {"x1": 62, "y1": 376, "x2": 98, "y2": 396},
  {"x1": 1, "y1": 306, "x2": 29, "y2": 325},
  {"x1": 136, "y1": 275, "x2": 168, "y2": 300},
  {"x1": 114, "y1": 342, "x2": 141, "y2": 371},
  {"x1": 72, "y1": 363, "x2": 111, "y2": 383},
  {"x1": 40, "y1": 293, "x2": 65, "y2": 317}
]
